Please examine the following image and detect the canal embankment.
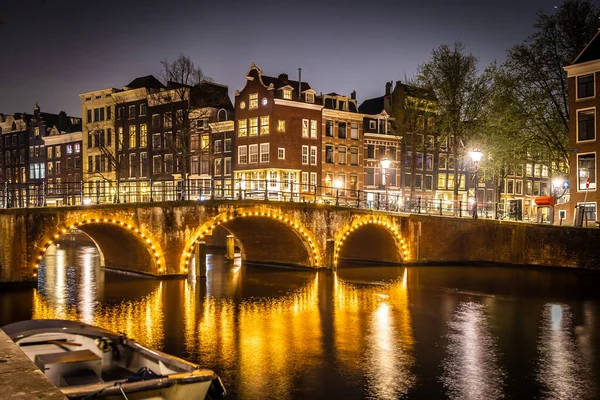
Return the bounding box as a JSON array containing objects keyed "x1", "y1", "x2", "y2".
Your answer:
[{"x1": 0, "y1": 328, "x2": 66, "y2": 399}]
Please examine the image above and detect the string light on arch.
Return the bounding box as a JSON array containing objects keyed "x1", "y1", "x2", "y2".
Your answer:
[
  {"x1": 181, "y1": 209, "x2": 321, "y2": 272},
  {"x1": 333, "y1": 217, "x2": 407, "y2": 267},
  {"x1": 32, "y1": 218, "x2": 164, "y2": 277}
]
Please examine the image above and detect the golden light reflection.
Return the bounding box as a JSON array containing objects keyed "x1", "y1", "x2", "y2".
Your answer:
[
  {"x1": 536, "y1": 303, "x2": 594, "y2": 399},
  {"x1": 334, "y1": 268, "x2": 415, "y2": 399},
  {"x1": 183, "y1": 273, "x2": 321, "y2": 399},
  {"x1": 32, "y1": 282, "x2": 165, "y2": 350},
  {"x1": 441, "y1": 302, "x2": 503, "y2": 400}
]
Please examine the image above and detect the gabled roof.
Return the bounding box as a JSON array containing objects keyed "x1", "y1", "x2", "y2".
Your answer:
[
  {"x1": 571, "y1": 30, "x2": 600, "y2": 65},
  {"x1": 125, "y1": 75, "x2": 165, "y2": 90},
  {"x1": 358, "y1": 96, "x2": 385, "y2": 115}
]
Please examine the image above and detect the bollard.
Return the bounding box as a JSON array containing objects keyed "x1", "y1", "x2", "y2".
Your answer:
[
  {"x1": 225, "y1": 235, "x2": 235, "y2": 260},
  {"x1": 325, "y1": 239, "x2": 336, "y2": 270},
  {"x1": 195, "y1": 241, "x2": 207, "y2": 278}
]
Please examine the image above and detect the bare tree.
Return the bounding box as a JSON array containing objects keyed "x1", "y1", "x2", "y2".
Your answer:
[
  {"x1": 87, "y1": 94, "x2": 136, "y2": 202},
  {"x1": 153, "y1": 54, "x2": 213, "y2": 200}
]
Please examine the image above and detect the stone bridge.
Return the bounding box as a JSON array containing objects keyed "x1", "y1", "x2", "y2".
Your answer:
[{"x1": 1, "y1": 200, "x2": 600, "y2": 283}]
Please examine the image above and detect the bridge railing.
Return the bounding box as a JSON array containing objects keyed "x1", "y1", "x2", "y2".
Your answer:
[{"x1": 0, "y1": 178, "x2": 527, "y2": 222}]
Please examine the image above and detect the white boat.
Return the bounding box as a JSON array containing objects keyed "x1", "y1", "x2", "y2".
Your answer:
[{"x1": 2, "y1": 320, "x2": 226, "y2": 399}]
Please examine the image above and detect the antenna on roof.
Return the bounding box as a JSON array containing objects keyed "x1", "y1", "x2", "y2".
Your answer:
[{"x1": 298, "y1": 68, "x2": 302, "y2": 100}]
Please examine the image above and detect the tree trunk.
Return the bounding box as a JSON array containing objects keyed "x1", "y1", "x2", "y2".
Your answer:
[{"x1": 453, "y1": 135, "x2": 459, "y2": 216}]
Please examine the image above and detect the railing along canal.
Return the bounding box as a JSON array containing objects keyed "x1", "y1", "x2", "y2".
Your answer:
[{"x1": 0, "y1": 178, "x2": 528, "y2": 221}]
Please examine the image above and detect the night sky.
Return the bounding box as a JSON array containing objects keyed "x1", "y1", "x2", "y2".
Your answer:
[{"x1": 0, "y1": 0, "x2": 590, "y2": 117}]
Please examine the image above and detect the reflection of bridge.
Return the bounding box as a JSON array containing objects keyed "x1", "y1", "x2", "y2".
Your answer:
[{"x1": 1, "y1": 199, "x2": 599, "y2": 283}]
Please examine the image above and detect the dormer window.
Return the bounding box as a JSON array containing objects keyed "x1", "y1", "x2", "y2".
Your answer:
[
  {"x1": 249, "y1": 93, "x2": 258, "y2": 109},
  {"x1": 337, "y1": 101, "x2": 347, "y2": 111},
  {"x1": 283, "y1": 89, "x2": 292, "y2": 100},
  {"x1": 306, "y1": 93, "x2": 314, "y2": 103}
]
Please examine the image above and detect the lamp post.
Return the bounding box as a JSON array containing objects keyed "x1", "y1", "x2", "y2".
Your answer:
[
  {"x1": 334, "y1": 179, "x2": 342, "y2": 206},
  {"x1": 469, "y1": 148, "x2": 482, "y2": 219},
  {"x1": 380, "y1": 157, "x2": 391, "y2": 210}
]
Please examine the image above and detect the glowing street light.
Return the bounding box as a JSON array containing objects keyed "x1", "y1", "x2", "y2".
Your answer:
[{"x1": 334, "y1": 179, "x2": 342, "y2": 206}]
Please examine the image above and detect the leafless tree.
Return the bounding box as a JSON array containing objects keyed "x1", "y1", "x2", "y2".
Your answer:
[
  {"x1": 87, "y1": 94, "x2": 137, "y2": 203},
  {"x1": 153, "y1": 54, "x2": 214, "y2": 200}
]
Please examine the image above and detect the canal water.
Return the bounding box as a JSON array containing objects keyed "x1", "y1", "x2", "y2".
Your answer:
[{"x1": 2, "y1": 244, "x2": 600, "y2": 400}]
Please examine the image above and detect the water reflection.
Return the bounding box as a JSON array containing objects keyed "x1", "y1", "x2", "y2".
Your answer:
[
  {"x1": 9, "y1": 245, "x2": 600, "y2": 400},
  {"x1": 441, "y1": 302, "x2": 504, "y2": 400},
  {"x1": 334, "y1": 269, "x2": 415, "y2": 399},
  {"x1": 537, "y1": 303, "x2": 595, "y2": 400},
  {"x1": 34, "y1": 244, "x2": 164, "y2": 349}
]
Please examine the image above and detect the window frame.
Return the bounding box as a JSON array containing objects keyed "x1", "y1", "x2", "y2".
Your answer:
[
  {"x1": 577, "y1": 151, "x2": 597, "y2": 192},
  {"x1": 577, "y1": 73, "x2": 595, "y2": 100},
  {"x1": 576, "y1": 107, "x2": 596, "y2": 143}
]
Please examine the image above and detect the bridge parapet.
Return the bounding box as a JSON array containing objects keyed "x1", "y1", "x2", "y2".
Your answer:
[{"x1": 2, "y1": 200, "x2": 600, "y2": 284}]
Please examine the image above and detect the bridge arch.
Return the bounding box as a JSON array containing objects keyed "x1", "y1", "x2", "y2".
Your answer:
[
  {"x1": 334, "y1": 216, "x2": 408, "y2": 267},
  {"x1": 180, "y1": 207, "x2": 321, "y2": 272},
  {"x1": 32, "y1": 217, "x2": 166, "y2": 278}
]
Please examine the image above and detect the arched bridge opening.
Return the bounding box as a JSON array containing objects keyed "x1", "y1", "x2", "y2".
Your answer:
[
  {"x1": 335, "y1": 217, "x2": 408, "y2": 267},
  {"x1": 32, "y1": 218, "x2": 166, "y2": 278},
  {"x1": 181, "y1": 208, "x2": 321, "y2": 273}
]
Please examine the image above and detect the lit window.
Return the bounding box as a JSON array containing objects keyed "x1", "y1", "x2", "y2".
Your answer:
[
  {"x1": 302, "y1": 145, "x2": 308, "y2": 165},
  {"x1": 249, "y1": 93, "x2": 258, "y2": 109},
  {"x1": 578, "y1": 153, "x2": 596, "y2": 190},
  {"x1": 278, "y1": 120, "x2": 285, "y2": 132},
  {"x1": 283, "y1": 89, "x2": 292, "y2": 100},
  {"x1": 302, "y1": 119, "x2": 309, "y2": 138},
  {"x1": 240, "y1": 101, "x2": 246, "y2": 110},
  {"x1": 310, "y1": 120, "x2": 317, "y2": 138},
  {"x1": 306, "y1": 93, "x2": 314, "y2": 103},
  {"x1": 249, "y1": 118, "x2": 258, "y2": 136},
  {"x1": 129, "y1": 125, "x2": 137, "y2": 148},
  {"x1": 301, "y1": 172, "x2": 309, "y2": 192},
  {"x1": 260, "y1": 116, "x2": 269, "y2": 135},
  {"x1": 140, "y1": 124, "x2": 147, "y2": 147},
  {"x1": 238, "y1": 119, "x2": 247, "y2": 137}
]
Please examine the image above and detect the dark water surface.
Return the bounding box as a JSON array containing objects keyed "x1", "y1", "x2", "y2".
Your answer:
[{"x1": 2, "y1": 244, "x2": 600, "y2": 399}]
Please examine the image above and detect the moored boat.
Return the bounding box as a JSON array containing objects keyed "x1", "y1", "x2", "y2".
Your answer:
[{"x1": 2, "y1": 320, "x2": 226, "y2": 399}]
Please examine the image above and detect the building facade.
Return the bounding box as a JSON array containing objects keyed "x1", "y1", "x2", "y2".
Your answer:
[
  {"x1": 234, "y1": 64, "x2": 321, "y2": 200},
  {"x1": 319, "y1": 92, "x2": 363, "y2": 203},
  {"x1": 563, "y1": 31, "x2": 600, "y2": 224}
]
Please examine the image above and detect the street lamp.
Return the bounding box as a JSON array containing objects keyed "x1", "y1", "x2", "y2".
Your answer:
[
  {"x1": 334, "y1": 179, "x2": 342, "y2": 206},
  {"x1": 469, "y1": 148, "x2": 482, "y2": 219},
  {"x1": 380, "y1": 157, "x2": 391, "y2": 210}
]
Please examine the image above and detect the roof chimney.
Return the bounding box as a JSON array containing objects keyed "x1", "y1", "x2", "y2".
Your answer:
[
  {"x1": 385, "y1": 81, "x2": 392, "y2": 95},
  {"x1": 351, "y1": 90, "x2": 356, "y2": 100},
  {"x1": 278, "y1": 73, "x2": 289, "y2": 81}
]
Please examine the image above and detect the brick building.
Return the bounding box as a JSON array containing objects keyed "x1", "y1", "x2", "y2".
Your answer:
[
  {"x1": 563, "y1": 30, "x2": 600, "y2": 224},
  {"x1": 319, "y1": 92, "x2": 363, "y2": 202},
  {"x1": 234, "y1": 64, "x2": 321, "y2": 200},
  {"x1": 0, "y1": 106, "x2": 80, "y2": 207}
]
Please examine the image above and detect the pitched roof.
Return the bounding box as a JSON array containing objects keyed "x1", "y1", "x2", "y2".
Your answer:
[
  {"x1": 125, "y1": 75, "x2": 165, "y2": 90},
  {"x1": 260, "y1": 74, "x2": 312, "y2": 92},
  {"x1": 572, "y1": 30, "x2": 600, "y2": 65},
  {"x1": 358, "y1": 96, "x2": 385, "y2": 115}
]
